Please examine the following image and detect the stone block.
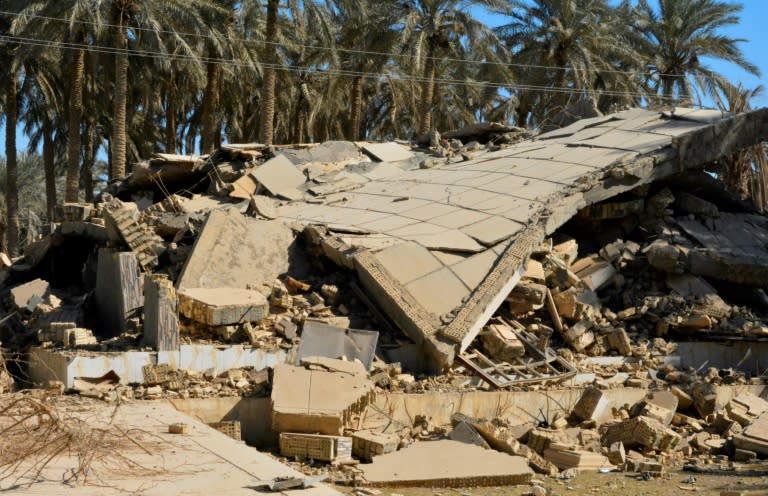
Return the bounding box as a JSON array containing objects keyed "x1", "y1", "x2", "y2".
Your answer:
[
  {"x1": 607, "y1": 328, "x2": 632, "y2": 355},
  {"x1": 280, "y1": 432, "x2": 352, "y2": 462},
  {"x1": 178, "y1": 288, "x2": 268, "y2": 326},
  {"x1": 573, "y1": 387, "x2": 612, "y2": 424},
  {"x1": 602, "y1": 416, "x2": 681, "y2": 451},
  {"x1": 352, "y1": 430, "x2": 399, "y2": 461},
  {"x1": 95, "y1": 249, "x2": 142, "y2": 336},
  {"x1": 480, "y1": 323, "x2": 525, "y2": 362}
]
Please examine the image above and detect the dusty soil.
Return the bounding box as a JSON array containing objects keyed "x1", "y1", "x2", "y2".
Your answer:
[{"x1": 335, "y1": 470, "x2": 768, "y2": 495}]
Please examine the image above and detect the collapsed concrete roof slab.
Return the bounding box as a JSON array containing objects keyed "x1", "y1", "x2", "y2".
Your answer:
[
  {"x1": 177, "y1": 208, "x2": 310, "y2": 291},
  {"x1": 275, "y1": 107, "x2": 768, "y2": 372}
]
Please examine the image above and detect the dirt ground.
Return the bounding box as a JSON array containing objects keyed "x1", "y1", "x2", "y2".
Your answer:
[{"x1": 335, "y1": 470, "x2": 768, "y2": 495}]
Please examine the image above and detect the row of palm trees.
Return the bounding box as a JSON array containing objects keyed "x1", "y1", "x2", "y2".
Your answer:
[{"x1": 0, "y1": 0, "x2": 761, "y2": 256}]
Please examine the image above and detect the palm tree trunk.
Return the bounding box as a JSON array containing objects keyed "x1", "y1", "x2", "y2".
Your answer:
[
  {"x1": 82, "y1": 120, "x2": 95, "y2": 202},
  {"x1": 66, "y1": 47, "x2": 85, "y2": 202},
  {"x1": 43, "y1": 114, "x2": 57, "y2": 222},
  {"x1": 111, "y1": 6, "x2": 129, "y2": 180},
  {"x1": 348, "y1": 75, "x2": 363, "y2": 141},
  {"x1": 417, "y1": 45, "x2": 436, "y2": 138},
  {"x1": 259, "y1": 0, "x2": 279, "y2": 146},
  {"x1": 166, "y1": 72, "x2": 177, "y2": 153},
  {"x1": 200, "y1": 61, "x2": 221, "y2": 154},
  {"x1": 5, "y1": 74, "x2": 19, "y2": 257}
]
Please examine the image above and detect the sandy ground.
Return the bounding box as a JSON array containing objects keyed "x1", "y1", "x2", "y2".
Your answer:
[{"x1": 335, "y1": 470, "x2": 768, "y2": 495}]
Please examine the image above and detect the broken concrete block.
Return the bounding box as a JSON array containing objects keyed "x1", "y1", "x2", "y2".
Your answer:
[
  {"x1": 573, "y1": 387, "x2": 612, "y2": 424},
  {"x1": 680, "y1": 313, "x2": 713, "y2": 330},
  {"x1": 562, "y1": 321, "x2": 595, "y2": 353},
  {"x1": 178, "y1": 288, "x2": 268, "y2": 325},
  {"x1": 280, "y1": 432, "x2": 352, "y2": 462},
  {"x1": 523, "y1": 259, "x2": 546, "y2": 282},
  {"x1": 670, "y1": 386, "x2": 693, "y2": 410},
  {"x1": 575, "y1": 259, "x2": 617, "y2": 291},
  {"x1": 542, "y1": 447, "x2": 613, "y2": 471},
  {"x1": 95, "y1": 249, "x2": 142, "y2": 336},
  {"x1": 177, "y1": 209, "x2": 309, "y2": 291},
  {"x1": 271, "y1": 359, "x2": 374, "y2": 435},
  {"x1": 552, "y1": 238, "x2": 578, "y2": 266},
  {"x1": 451, "y1": 414, "x2": 557, "y2": 476},
  {"x1": 607, "y1": 441, "x2": 626, "y2": 465},
  {"x1": 725, "y1": 393, "x2": 768, "y2": 427},
  {"x1": 10, "y1": 278, "x2": 50, "y2": 311},
  {"x1": 168, "y1": 422, "x2": 189, "y2": 434},
  {"x1": 66, "y1": 328, "x2": 98, "y2": 347},
  {"x1": 551, "y1": 287, "x2": 600, "y2": 321},
  {"x1": 252, "y1": 154, "x2": 306, "y2": 200},
  {"x1": 607, "y1": 328, "x2": 632, "y2": 355},
  {"x1": 506, "y1": 281, "x2": 547, "y2": 315},
  {"x1": 602, "y1": 416, "x2": 681, "y2": 451},
  {"x1": 646, "y1": 240, "x2": 684, "y2": 274},
  {"x1": 143, "y1": 275, "x2": 179, "y2": 352},
  {"x1": 449, "y1": 421, "x2": 490, "y2": 449},
  {"x1": 275, "y1": 316, "x2": 297, "y2": 339},
  {"x1": 480, "y1": 323, "x2": 525, "y2": 362},
  {"x1": 352, "y1": 430, "x2": 399, "y2": 461},
  {"x1": 60, "y1": 202, "x2": 93, "y2": 221},
  {"x1": 639, "y1": 402, "x2": 675, "y2": 427},
  {"x1": 358, "y1": 440, "x2": 533, "y2": 488}
]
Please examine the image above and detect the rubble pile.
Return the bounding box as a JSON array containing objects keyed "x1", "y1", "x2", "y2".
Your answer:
[{"x1": 0, "y1": 107, "x2": 767, "y2": 491}]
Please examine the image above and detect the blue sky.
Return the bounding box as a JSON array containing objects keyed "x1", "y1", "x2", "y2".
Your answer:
[{"x1": 1, "y1": 0, "x2": 767, "y2": 157}]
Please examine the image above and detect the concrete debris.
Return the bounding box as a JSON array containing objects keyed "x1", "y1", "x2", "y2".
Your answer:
[
  {"x1": 3, "y1": 109, "x2": 768, "y2": 492},
  {"x1": 357, "y1": 440, "x2": 533, "y2": 487},
  {"x1": 271, "y1": 358, "x2": 374, "y2": 435}
]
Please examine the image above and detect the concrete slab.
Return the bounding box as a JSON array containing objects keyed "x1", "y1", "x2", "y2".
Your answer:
[
  {"x1": 461, "y1": 215, "x2": 523, "y2": 246},
  {"x1": 4, "y1": 398, "x2": 339, "y2": 495},
  {"x1": 372, "y1": 242, "x2": 443, "y2": 285},
  {"x1": 178, "y1": 287, "x2": 269, "y2": 325},
  {"x1": 405, "y1": 267, "x2": 471, "y2": 317},
  {"x1": 271, "y1": 360, "x2": 374, "y2": 435},
  {"x1": 359, "y1": 440, "x2": 533, "y2": 487},
  {"x1": 251, "y1": 153, "x2": 307, "y2": 199},
  {"x1": 10, "y1": 278, "x2": 50, "y2": 310},
  {"x1": 177, "y1": 209, "x2": 309, "y2": 290},
  {"x1": 362, "y1": 142, "x2": 414, "y2": 162}
]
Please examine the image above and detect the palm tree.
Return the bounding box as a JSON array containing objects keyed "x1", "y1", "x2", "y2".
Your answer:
[
  {"x1": 258, "y1": 0, "x2": 280, "y2": 146},
  {"x1": 331, "y1": 0, "x2": 399, "y2": 140},
  {"x1": 630, "y1": 0, "x2": 760, "y2": 105},
  {"x1": 105, "y1": 0, "x2": 221, "y2": 177},
  {"x1": 12, "y1": 0, "x2": 103, "y2": 202},
  {"x1": 494, "y1": 0, "x2": 641, "y2": 128},
  {"x1": 396, "y1": 0, "x2": 507, "y2": 139}
]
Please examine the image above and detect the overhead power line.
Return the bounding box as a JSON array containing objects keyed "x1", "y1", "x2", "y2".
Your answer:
[
  {"x1": 0, "y1": 9, "x2": 688, "y2": 80},
  {"x1": 0, "y1": 32, "x2": 712, "y2": 108}
]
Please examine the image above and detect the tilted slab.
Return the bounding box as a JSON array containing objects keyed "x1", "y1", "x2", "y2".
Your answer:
[{"x1": 276, "y1": 108, "x2": 768, "y2": 371}]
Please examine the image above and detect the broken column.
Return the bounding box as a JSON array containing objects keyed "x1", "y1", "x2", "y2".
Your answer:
[
  {"x1": 94, "y1": 249, "x2": 142, "y2": 336},
  {"x1": 143, "y1": 275, "x2": 179, "y2": 351}
]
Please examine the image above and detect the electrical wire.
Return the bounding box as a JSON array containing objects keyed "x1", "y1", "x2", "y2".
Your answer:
[
  {"x1": 0, "y1": 8, "x2": 692, "y2": 79},
  {"x1": 0, "y1": 33, "x2": 710, "y2": 107}
]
